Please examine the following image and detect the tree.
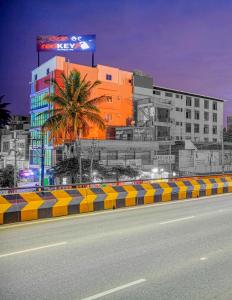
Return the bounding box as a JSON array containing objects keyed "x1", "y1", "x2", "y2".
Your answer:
[
  {"x1": 0, "y1": 95, "x2": 11, "y2": 128},
  {"x1": 41, "y1": 70, "x2": 106, "y2": 183},
  {"x1": 0, "y1": 165, "x2": 14, "y2": 187},
  {"x1": 53, "y1": 157, "x2": 139, "y2": 184}
]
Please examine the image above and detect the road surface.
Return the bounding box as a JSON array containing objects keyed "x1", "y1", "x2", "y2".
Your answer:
[{"x1": 1, "y1": 194, "x2": 232, "y2": 300}]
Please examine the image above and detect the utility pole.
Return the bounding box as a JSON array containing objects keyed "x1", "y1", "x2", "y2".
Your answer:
[
  {"x1": 221, "y1": 129, "x2": 225, "y2": 174},
  {"x1": 13, "y1": 131, "x2": 17, "y2": 187},
  {"x1": 40, "y1": 129, "x2": 45, "y2": 189}
]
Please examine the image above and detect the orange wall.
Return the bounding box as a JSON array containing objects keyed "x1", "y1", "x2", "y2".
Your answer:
[{"x1": 55, "y1": 61, "x2": 133, "y2": 140}]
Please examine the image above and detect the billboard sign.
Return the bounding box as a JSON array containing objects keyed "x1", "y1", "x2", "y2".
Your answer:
[{"x1": 37, "y1": 35, "x2": 96, "y2": 52}]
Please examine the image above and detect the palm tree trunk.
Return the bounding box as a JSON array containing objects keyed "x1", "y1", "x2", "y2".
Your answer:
[{"x1": 78, "y1": 136, "x2": 82, "y2": 184}]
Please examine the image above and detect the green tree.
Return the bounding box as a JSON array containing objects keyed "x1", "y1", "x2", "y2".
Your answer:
[
  {"x1": 0, "y1": 95, "x2": 11, "y2": 128},
  {"x1": 53, "y1": 157, "x2": 139, "y2": 184},
  {"x1": 41, "y1": 70, "x2": 106, "y2": 183}
]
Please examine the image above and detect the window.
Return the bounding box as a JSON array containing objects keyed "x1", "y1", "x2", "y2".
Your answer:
[
  {"x1": 186, "y1": 96, "x2": 192, "y2": 106},
  {"x1": 106, "y1": 96, "x2": 113, "y2": 103},
  {"x1": 194, "y1": 98, "x2": 200, "y2": 107},
  {"x1": 104, "y1": 113, "x2": 112, "y2": 122},
  {"x1": 176, "y1": 121, "x2": 179, "y2": 125},
  {"x1": 204, "y1": 100, "x2": 209, "y2": 109},
  {"x1": 204, "y1": 138, "x2": 209, "y2": 142},
  {"x1": 213, "y1": 101, "x2": 217, "y2": 110},
  {"x1": 153, "y1": 90, "x2": 161, "y2": 95},
  {"x1": 165, "y1": 92, "x2": 173, "y2": 97},
  {"x1": 175, "y1": 94, "x2": 180, "y2": 98},
  {"x1": 194, "y1": 110, "x2": 200, "y2": 120},
  {"x1": 186, "y1": 109, "x2": 191, "y2": 119},
  {"x1": 180, "y1": 122, "x2": 183, "y2": 126},
  {"x1": 106, "y1": 74, "x2": 112, "y2": 80},
  {"x1": 2, "y1": 141, "x2": 9, "y2": 152},
  {"x1": 186, "y1": 123, "x2": 191, "y2": 133},
  {"x1": 204, "y1": 111, "x2": 209, "y2": 121},
  {"x1": 176, "y1": 136, "x2": 179, "y2": 140},
  {"x1": 204, "y1": 125, "x2": 209, "y2": 134},
  {"x1": 34, "y1": 74, "x2": 37, "y2": 81},
  {"x1": 194, "y1": 124, "x2": 200, "y2": 133},
  {"x1": 213, "y1": 126, "x2": 217, "y2": 134},
  {"x1": 180, "y1": 95, "x2": 183, "y2": 99},
  {"x1": 213, "y1": 138, "x2": 217, "y2": 142},
  {"x1": 213, "y1": 113, "x2": 217, "y2": 122},
  {"x1": 46, "y1": 68, "x2": 50, "y2": 75}
]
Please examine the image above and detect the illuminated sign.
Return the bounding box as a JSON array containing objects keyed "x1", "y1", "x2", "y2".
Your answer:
[{"x1": 37, "y1": 35, "x2": 96, "y2": 52}]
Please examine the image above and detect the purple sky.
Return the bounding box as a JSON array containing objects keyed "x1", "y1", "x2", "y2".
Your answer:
[{"x1": 1, "y1": 0, "x2": 232, "y2": 123}]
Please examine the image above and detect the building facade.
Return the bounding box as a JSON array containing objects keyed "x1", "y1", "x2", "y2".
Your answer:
[
  {"x1": 30, "y1": 56, "x2": 133, "y2": 177},
  {"x1": 133, "y1": 71, "x2": 224, "y2": 143}
]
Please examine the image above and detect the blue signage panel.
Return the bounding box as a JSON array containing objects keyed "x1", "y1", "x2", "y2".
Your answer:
[{"x1": 37, "y1": 35, "x2": 96, "y2": 52}]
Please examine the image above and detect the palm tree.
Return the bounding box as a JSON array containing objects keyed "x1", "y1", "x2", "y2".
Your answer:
[
  {"x1": 41, "y1": 70, "x2": 106, "y2": 183},
  {"x1": 0, "y1": 95, "x2": 11, "y2": 128}
]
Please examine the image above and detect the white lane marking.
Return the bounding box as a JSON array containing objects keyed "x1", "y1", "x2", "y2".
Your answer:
[
  {"x1": 1, "y1": 192, "x2": 232, "y2": 230},
  {"x1": 160, "y1": 215, "x2": 195, "y2": 225},
  {"x1": 0, "y1": 241, "x2": 67, "y2": 258},
  {"x1": 81, "y1": 279, "x2": 146, "y2": 300},
  {"x1": 200, "y1": 257, "x2": 208, "y2": 261}
]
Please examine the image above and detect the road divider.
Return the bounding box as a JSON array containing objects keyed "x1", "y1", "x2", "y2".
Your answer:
[{"x1": 0, "y1": 176, "x2": 232, "y2": 224}]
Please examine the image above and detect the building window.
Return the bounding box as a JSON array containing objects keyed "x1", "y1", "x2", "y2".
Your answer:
[
  {"x1": 213, "y1": 113, "x2": 217, "y2": 122},
  {"x1": 194, "y1": 124, "x2": 200, "y2": 133},
  {"x1": 176, "y1": 121, "x2": 179, "y2": 125},
  {"x1": 204, "y1": 100, "x2": 209, "y2": 109},
  {"x1": 186, "y1": 109, "x2": 191, "y2": 119},
  {"x1": 186, "y1": 96, "x2": 192, "y2": 106},
  {"x1": 204, "y1": 111, "x2": 209, "y2": 121},
  {"x1": 213, "y1": 126, "x2": 217, "y2": 134},
  {"x1": 34, "y1": 74, "x2": 37, "y2": 81},
  {"x1": 46, "y1": 68, "x2": 50, "y2": 75},
  {"x1": 213, "y1": 138, "x2": 217, "y2": 142},
  {"x1": 153, "y1": 90, "x2": 161, "y2": 95},
  {"x1": 176, "y1": 136, "x2": 179, "y2": 140},
  {"x1": 213, "y1": 101, "x2": 217, "y2": 110},
  {"x1": 186, "y1": 123, "x2": 191, "y2": 133},
  {"x1": 204, "y1": 138, "x2": 209, "y2": 142},
  {"x1": 106, "y1": 96, "x2": 113, "y2": 103},
  {"x1": 204, "y1": 125, "x2": 209, "y2": 134},
  {"x1": 175, "y1": 94, "x2": 180, "y2": 98},
  {"x1": 194, "y1": 98, "x2": 200, "y2": 107},
  {"x1": 165, "y1": 92, "x2": 173, "y2": 97},
  {"x1": 104, "y1": 113, "x2": 112, "y2": 122},
  {"x1": 106, "y1": 74, "x2": 112, "y2": 80},
  {"x1": 194, "y1": 110, "x2": 200, "y2": 120}
]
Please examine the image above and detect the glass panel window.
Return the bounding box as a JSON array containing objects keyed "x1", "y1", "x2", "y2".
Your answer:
[
  {"x1": 213, "y1": 126, "x2": 217, "y2": 134},
  {"x1": 204, "y1": 125, "x2": 209, "y2": 134},
  {"x1": 213, "y1": 113, "x2": 217, "y2": 122},
  {"x1": 194, "y1": 110, "x2": 200, "y2": 120},
  {"x1": 204, "y1": 111, "x2": 209, "y2": 121},
  {"x1": 186, "y1": 109, "x2": 191, "y2": 119},
  {"x1": 186, "y1": 123, "x2": 191, "y2": 133},
  {"x1": 165, "y1": 92, "x2": 173, "y2": 97},
  {"x1": 204, "y1": 100, "x2": 209, "y2": 109},
  {"x1": 213, "y1": 101, "x2": 217, "y2": 110},
  {"x1": 194, "y1": 98, "x2": 200, "y2": 107},
  {"x1": 194, "y1": 124, "x2": 200, "y2": 133},
  {"x1": 186, "y1": 96, "x2": 192, "y2": 106}
]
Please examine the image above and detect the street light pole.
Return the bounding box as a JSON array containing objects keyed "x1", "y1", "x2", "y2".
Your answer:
[
  {"x1": 40, "y1": 129, "x2": 45, "y2": 190},
  {"x1": 13, "y1": 131, "x2": 17, "y2": 187}
]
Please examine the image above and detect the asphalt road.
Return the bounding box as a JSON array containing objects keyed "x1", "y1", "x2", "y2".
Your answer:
[{"x1": 1, "y1": 194, "x2": 232, "y2": 300}]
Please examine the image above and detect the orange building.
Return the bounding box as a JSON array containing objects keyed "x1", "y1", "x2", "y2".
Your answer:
[{"x1": 32, "y1": 56, "x2": 134, "y2": 141}]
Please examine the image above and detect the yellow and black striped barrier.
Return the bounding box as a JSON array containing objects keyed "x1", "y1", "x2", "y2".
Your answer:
[{"x1": 1, "y1": 176, "x2": 232, "y2": 224}]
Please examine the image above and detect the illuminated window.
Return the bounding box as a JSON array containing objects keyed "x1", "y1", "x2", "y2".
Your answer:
[{"x1": 106, "y1": 74, "x2": 112, "y2": 80}]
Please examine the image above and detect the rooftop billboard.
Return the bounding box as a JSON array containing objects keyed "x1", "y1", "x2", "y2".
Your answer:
[{"x1": 37, "y1": 35, "x2": 96, "y2": 52}]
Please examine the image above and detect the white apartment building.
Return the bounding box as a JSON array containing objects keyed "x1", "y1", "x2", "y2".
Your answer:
[
  {"x1": 153, "y1": 86, "x2": 223, "y2": 143},
  {"x1": 134, "y1": 71, "x2": 224, "y2": 143}
]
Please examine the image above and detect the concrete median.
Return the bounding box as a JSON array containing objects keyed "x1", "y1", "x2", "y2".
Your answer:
[{"x1": 1, "y1": 176, "x2": 232, "y2": 224}]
